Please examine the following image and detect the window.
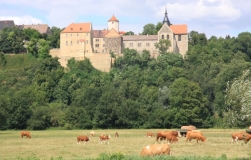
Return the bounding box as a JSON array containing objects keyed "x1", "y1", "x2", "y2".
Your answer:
[
  {"x1": 146, "y1": 43, "x2": 150, "y2": 47},
  {"x1": 178, "y1": 35, "x2": 181, "y2": 41},
  {"x1": 167, "y1": 35, "x2": 169, "y2": 39},
  {"x1": 86, "y1": 33, "x2": 88, "y2": 36},
  {"x1": 66, "y1": 34, "x2": 68, "y2": 37},
  {"x1": 109, "y1": 38, "x2": 111, "y2": 42},
  {"x1": 103, "y1": 44, "x2": 105, "y2": 47},
  {"x1": 86, "y1": 40, "x2": 88, "y2": 44},
  {"x1": 77, "y1": 41, "x2": 79, "y2": 44},
  {"x1": 114, "y1": 38, "x2": 116, "y2": 41},
  {"x1": 130, "y1": 43, "x2": 133, "y2": 47},
  {"x1": 96, "y1": 39, "x2": 99, "y2": 42},
  {"x1": 95, "y1": 50, "x2": 97, "y2": 53},
  {"x1": 86, "y1": 50, "x2": 88, "y2": 53},
  {"x1": 66, "y1": 41, "x2": 68, "y2": 46},
  {"x1": 112, "y1": 22, "x2": 114, "y2": 24},
  {"x1": 102, "y1": 50, "x2": 104, "y2": 53},
  {"x1": 138, "y1": 43, "x2": 141, "y2": 47},
  {"x1": 70, "y1": 34, "x2": 72, "y2": 37},
  {"x1": 95, "y1": 44, "x2": 99, "y2": 47},
  {"x1": 70, "y1": 41, "x2": 72, "y2": 45},
  {"x1": 77, "y1": 33, "x2": 78, "y2": 36},
  {"x1": 124, "y1": 43, "x2": 126, "y2": 47},
  {"x1": 109, "y1": 44, "x2": 111, "y2": 47},
  {"x1": 162, "y1": 35, "x2": 164, "y2": 39}
]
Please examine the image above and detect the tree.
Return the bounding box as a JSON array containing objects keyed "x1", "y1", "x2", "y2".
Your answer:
[
  {"x1": 142, "y1": 23, "x2": 156, "y2": 35},
  {"x1": 47, "y1": 26, "x2": 61, "y2": 48},
  {"x1": 224, "y1": 69, "x2": 251, "y2": 127},
  {"x1": 37, "y1": 39, "x2": 51, "y2": 60},
  {"x1": 155, "y1": 22, "x2": 163, "y2": 32},
  {"x1": 0, "y1": 52, "x2": 6, "y2": 68},
  {"x1": 155, "y1": 39, "x2": 171, "y2": 54},
  {"x1": 169, "y1": 78, "x2": 210, "y2": 127},
  {"x1": 124, "y1": 31, "x2": 135, "y2": 35}
]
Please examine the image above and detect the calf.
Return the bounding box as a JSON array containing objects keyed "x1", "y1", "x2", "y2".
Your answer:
[
  {"x1": 20, "y1": 131, "x2": 31, "y2": 138},
  {"x1": 186, "y1": 131, "x2": 206, "y2": 144},
  {"x1": 99, "y1": 135, "x2": 111, "y2": 144},
  {"x1": 145, "y1": 132, "x2": 155, "y2": 137},
  {"x1": 77, "y1": 135, "x2": 90, "y2": 144},
  {"x1": 115, "y1": 132, "x2": 119, "y2": 138},
  {"x1": 90, "y1": 131, "x2": 95, "y2": 137},
  {"x1": 140, "y1": 144, "x2": 171, "y2": 156}
]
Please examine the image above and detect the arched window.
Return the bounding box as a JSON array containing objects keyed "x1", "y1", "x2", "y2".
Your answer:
[{"x1": 162, "y1": 35, "x2": 164, "y2": 39}]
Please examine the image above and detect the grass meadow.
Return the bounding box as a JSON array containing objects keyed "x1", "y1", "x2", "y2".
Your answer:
[{"x1": 0, "y1": 129, "x2": 251, "y2": 160}]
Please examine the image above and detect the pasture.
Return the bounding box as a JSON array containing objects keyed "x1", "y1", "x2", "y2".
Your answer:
[{"x1": 0, "y1": 129, "x2": 251, "y2": 159}]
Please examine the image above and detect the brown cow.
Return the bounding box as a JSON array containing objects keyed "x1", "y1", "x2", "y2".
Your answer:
[
  {"x1": 140, "y1": 144, "x2": 171, "y2": 156},
  {"x1": 99, "y1": 135, "x2": 111, "y2": 144},
  {"x1": 145, "y1": 132, "x2": 155, "y2": 137},
  {"x1": 77, "y1": 135, "x2": 90, "y2": 144},
  {"x1": 181, "y1": 125, "x2": 196, "y2": 131},
  {"x1": 156, "y1": 131, "x2": 181, "y2": 144},
  {"x1": 20, "y1": 131, "x2": 31, "y2": 138},
  {"x1": 185, "y1": 131, "x2": 206, "y2": 144},
  {"x1": 115, "y1": 132, "x2": 119, "y2": 138},
  {"x1": 231, "y1": 132, "x2": 251, "y2": 144}
]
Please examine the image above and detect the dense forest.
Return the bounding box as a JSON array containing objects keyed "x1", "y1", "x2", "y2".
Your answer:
[{"x1": 1, "y1": 26, "x2": 251, "y2": 130}]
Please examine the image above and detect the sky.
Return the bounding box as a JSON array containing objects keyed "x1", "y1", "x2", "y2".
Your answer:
[{"x1": 0, "y1": 0, "x2": 250, "y2": 38}]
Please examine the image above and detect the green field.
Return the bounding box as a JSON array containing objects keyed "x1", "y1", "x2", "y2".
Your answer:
[{"x1": 0, "y1": 129, "x2": 251, "y2": 159}]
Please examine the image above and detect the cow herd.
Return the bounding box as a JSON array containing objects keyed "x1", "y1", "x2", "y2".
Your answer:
[{"x1": 19, "y1": 126, "x2": 251, "y2": 157}]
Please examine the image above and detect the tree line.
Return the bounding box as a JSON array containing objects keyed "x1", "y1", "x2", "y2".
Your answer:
[{"x1": 1, "y1": 25, "x2": 251, "y2": 130}]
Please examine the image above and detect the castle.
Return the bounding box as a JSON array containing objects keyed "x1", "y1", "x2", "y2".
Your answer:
[{"x1": 50, "y1": 8, "x2": 188, "y2": 72}]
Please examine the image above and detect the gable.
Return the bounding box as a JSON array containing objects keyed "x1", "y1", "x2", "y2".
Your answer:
[
  {"x1": 158, "y1": 23, "x2": 173, "y2": 34},
  {"x1": 105, "y1": 28, "x2": 121, "y2": 38}
]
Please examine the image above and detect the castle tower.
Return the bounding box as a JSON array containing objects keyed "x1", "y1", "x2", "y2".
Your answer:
[
  {"x1": 108, "y1": 15, "x2": 119, "y2": 32},
  {"x1": 162, "y1": 6, "x2": 171, "y2": 26}
]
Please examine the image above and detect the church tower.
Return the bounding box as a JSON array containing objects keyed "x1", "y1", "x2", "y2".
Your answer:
[
  {"x1": 108, "y1": 15, "x2": 119, "y2": 32},
  {"x1": 162, "y1": 6, "x2": 171, "y2": 26}
]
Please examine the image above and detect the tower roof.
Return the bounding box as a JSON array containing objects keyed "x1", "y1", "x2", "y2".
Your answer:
[
  {"x1": 108, "y1": 15, "x2": 119, "y2": 22},
  {"x1": 163, "y1": 6, "x2": 171, "y2": 26}
]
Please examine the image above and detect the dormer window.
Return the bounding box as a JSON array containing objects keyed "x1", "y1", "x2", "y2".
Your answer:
[
  {"x1": 71, "y1": 28, "x2": 73, "y2": 30},
  {"x1": 80, "y1": 28, "x2": 82, "y2": 30}
]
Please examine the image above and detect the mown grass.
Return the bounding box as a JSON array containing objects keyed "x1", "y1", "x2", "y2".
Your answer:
[{"x1": 0, "y1": 129, "x2": 251, "y2": 160}]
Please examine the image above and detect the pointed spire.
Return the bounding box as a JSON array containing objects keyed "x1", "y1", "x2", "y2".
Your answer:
[
  {"x1": 163, "y1": 5, "x2": 171, "y2": 26},
  {"x1": 108, "y1": 14, "x2": 119, "y2": 22}
]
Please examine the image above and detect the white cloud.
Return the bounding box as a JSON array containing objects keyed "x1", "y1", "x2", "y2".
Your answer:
[{"x1": 0, "y1": 15, "x2": 42, "y2": 25}]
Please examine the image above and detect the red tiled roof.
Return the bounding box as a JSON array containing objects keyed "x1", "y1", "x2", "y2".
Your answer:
[
  {"x1": 108, "y1": 15, "x2": 119, "y2": 22},
  {"x1": 170, "y1": 24, "x2": 187, "y2": 34},
  {"x1": 119, "y1": 31, "x2": 126, "y2": 35},
  {"x1": 61, "y1": 23, "x2": 91, "y2": 33}
]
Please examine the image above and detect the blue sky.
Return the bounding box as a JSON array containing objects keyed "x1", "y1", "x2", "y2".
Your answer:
[{"x1": 0, "y1": 0, "x2": 250, "y2": 38}]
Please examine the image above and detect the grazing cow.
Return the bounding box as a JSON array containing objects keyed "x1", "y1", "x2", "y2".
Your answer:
[
  {"x1": 115, "y1": 132, "x2": 119, "y2": 138},
  {"x1": 231, "y1": 132, "x2": 251, "y2": 144},
  {"x1": 156, "y1": 131, "x2": 181, "y2": 144},
  {"x1": 181, "y1": 125, "x2": 196, "y2": 131},
  {"x1": 77, "y1": 135, "x2": 90, "y2": 144},
  {"x1": 90, "y1": 131, "x2": 95, "y2": 137},
  {"x1": 20, "y1": 131, "x2": 31, "y2": 138},
  {"x1": 99, "y1": 135, "x2": 111, "y2": 144},
  {"x1": 145, "y1": 132, "x2": 155, "y2": 137},
  {"x1": 185, "y1": 131, "x2": 206, "y2": 144},
  {"x1": 140, "y1": 144, "x2": 171, "y2": 156}
]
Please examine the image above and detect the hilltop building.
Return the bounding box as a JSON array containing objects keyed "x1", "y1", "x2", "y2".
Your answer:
[{"x1": 50, "y1": 8, "x2": 188, "y2": 72}]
